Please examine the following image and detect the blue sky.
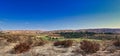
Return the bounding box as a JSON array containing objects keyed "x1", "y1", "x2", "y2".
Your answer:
[{"x1": 0, "y1": 0, "x2": 120, "y2": 30}]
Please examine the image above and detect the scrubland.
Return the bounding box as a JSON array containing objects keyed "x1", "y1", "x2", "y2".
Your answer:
[{"x1": 0, "y1": 33, "x2": 120, "y2": 56}]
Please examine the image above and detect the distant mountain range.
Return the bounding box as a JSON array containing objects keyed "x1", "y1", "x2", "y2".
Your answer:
[
  {"x1": 45, "y1": 28, "x2": 120, "y2": 33},
  {"x1": 3, "y1": 30, "x2": 44, "y2": 34},
  {"x1": 78, "y1": 28, "x2": 120, "y2": 33},
  {"x1": 2, "y1": 28, "x2": 120, "y2": 34}
]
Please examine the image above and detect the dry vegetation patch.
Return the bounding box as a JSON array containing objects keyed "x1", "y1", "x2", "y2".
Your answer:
[
  {"x1": 80, "y1": 40, "x2": 100, "y2": 54},
  {"x1": 32, "y1": 40, "x2": 48, "y2": 47},
  {"x1": 10, "y1": 35, "x2": 48, "y2": 54},
  {"x1": 13, "y1": 42, "x2": 31, "y2": 54},
  {"x1": 113, "y1": 39, "x2": 120, "y2": 47},
  {"x1": 54, "y1": 40, "x2": 74, "y2": 48}
]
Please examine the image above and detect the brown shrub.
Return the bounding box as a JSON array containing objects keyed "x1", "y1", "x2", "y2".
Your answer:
[
  {"x1": 7, "y1": 37, "x2": 20, "y2": 43},
  {"x1": 4, "y1": 34, "x2": 20, "y2": 43},
  {"x1": 54, "y1": 41, "x2": 62, "y2": 46},
  {"x1": 3, "y1": 34, "x2": 34, "y2": 43},
  {"x1": 113, "y1": 40, "x2": 120, "y2": 47},
  {"x1": 80, "y1": 40, "x2": 100, "y2": 53},
  {"x1": 54, "y1": 40, "x2": 73, "y2": 48},
  {"x1": 30, "y1": 37, "x2": 48, "y2": 47},
  {"x1": 13, "y1": 42, "x2": 31, "y2": 54},
  {"x1": 33, "y1": 41, "x2": 46, "y2": 46}
]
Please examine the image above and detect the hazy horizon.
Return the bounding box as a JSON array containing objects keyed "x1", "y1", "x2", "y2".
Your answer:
[
  {"x1": 1, "y1": 28, "x2": 120, "y2": 31},
  {"x1": 0, "y1": 0, "x2": 120, "y2": 30}
]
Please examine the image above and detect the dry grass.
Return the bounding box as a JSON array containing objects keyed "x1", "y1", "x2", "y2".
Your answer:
[
  {"x1": 54, "y1": 40, "x2": 73, "y2": 48},
  {"x1": 1, "y1": 33, "x2": 120, "y2": 56},
  {"x1": 80, "y1": 40, "x2": 100, "y2": 54},
  {"x1": 32, "y1": 40, "x2": 47, "y2": 47},
  {"x1": 0, "y1": 34, "x2": 36, "y2": 43}
]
